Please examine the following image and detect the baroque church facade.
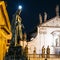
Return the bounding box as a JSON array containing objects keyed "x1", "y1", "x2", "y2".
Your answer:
[{"x1": 28, "y1": 5, "x2": 60, "y2": 54}]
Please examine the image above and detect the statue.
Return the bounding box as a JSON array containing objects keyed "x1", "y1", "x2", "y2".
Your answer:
[
  {"x1": 33, "y1": 47, "x2": 36, "y2": 58},
  {"x1": 16, "y1": 9, "x2": 23, "y2": 45},
  {"x1": 56, "y1": 5, "x2": 59, "y2": 17},
  {"x1": 16, "y1": 9, "x2": 22, "y2": 40},
  {"x1": 39, "y1": 14, "x2": 42, "y2": 24},
  {"x1": 11, "y1": 9, "x2": 23, "y2": 46},
  {"x1": 24, "y1": 45, "x2": 28, "y2": 56},
  {"x1": 44, "y1": 12, "x2": 47, "y2": 22},
  {"x1": 7, "y1": 6, "x2": 29, "y2": 59},
  {"x1": 46, "y1": 46, "x2": 50, "y2": 58},
  {"x1": 42, "y1": 46, "x2": 45, "y2": 58}
]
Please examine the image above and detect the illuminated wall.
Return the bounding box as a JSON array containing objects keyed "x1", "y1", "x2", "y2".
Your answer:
[{"x1": 0, "y1": 1, "x2": 12, "y2": 60}]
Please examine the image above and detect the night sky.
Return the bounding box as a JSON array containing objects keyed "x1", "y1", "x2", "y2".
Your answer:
[{"x1": 4, "y1": 0, "x2": 60, "y2": 34}]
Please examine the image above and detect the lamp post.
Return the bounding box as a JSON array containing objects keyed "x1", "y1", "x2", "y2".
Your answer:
[{"x1": 18, "y1": 5, "x2": 22, "y2": 10}]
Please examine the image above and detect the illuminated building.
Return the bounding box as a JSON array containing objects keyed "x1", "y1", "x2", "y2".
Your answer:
[
  {"x1": 0, "y1": 1, "x2": 12, "y2": 60},
  {"x1": 28, "y1": 5, "x2": 60, "y2": 55}
]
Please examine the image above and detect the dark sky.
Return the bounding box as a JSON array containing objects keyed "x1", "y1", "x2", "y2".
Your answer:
[{"x1": 4, "y1": 0, "x2": 60, "y2": 34}]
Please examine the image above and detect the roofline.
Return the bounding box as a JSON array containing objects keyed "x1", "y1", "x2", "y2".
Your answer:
[{"x1": 39, "y1": 16, "x2": 60, "y2": 27}]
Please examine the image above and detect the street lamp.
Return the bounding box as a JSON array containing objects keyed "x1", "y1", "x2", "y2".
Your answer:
[{"x1": 18, "y1": 5, "x2": 22, "y2": 10}]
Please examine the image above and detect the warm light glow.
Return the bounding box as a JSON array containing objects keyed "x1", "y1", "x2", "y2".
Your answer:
[{"x1": 0, "y1": 1, "x2": 12, "y2": 59}]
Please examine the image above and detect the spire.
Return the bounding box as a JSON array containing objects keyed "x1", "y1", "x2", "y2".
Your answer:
[
  {"x1": 44, "y1": 12, "x2": 47, "y2": 22},
  {"x1": 56, "y1": 5, "x2": 59, "y2": 17},
  {"x1": 39, "y1": 14, "x2": 42, "y2": 24}
]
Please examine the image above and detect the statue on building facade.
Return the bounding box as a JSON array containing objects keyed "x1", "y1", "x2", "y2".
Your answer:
[
  {"x1": 39, "y1": 14, "x2": 42, "y2": 24},
  {"x1": 33, "y1": 47, "x2": 36, "y2": 58},
  {"x1": 46, "y1": 46, "x2": 50, "y2": 58},
  {"x1": 42, "y1": 46, "x2": 45, "y2": 58}
]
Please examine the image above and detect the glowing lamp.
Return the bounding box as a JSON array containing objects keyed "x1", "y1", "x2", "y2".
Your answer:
[{"x1": 18, "y1": 5, "x2": 22, "y2": 10}]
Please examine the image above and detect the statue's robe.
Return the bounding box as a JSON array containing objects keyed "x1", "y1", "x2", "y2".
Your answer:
[{"x1": 0, "y1": 1, "x2": 12, "y2": 60}]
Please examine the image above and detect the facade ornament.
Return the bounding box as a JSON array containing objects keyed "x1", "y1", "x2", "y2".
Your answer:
[
  {"x1": 44, "y1": 12, "x2": 47, "y2": 22},
  {"x1": 39, "y1": 14, "x2": 42, "y2": 24},
  {"x1": 56, "y1": 5, "x2": 59, "y2": 17}
]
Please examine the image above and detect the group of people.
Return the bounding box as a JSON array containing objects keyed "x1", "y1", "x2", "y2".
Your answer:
[
  {"x1": 33, "y1": 46, "x2": 50, "y2": 58},
  {"x1": 42, "y1": 46, "x2": 50, "y2": 58}
]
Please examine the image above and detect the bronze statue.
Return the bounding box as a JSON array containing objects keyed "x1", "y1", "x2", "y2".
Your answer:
[
  {"x1": 24, "y1": 45, "x2": 28, "y2": 57},
  {"x1": 12, "y1": 9, "x2": 23, "y2": 46},
  {"x1": 16, "y1": 9, "x2": 22, "y2": 38},
  {"x1": 46, "y1": 46, "x2": 50, "y2": 58},
  {"x1": 42, "y1": 46, "x2": 45, "y2": 58},
  {"x1": 33, "y1": 47, "x2": 36, "y2": 58}
]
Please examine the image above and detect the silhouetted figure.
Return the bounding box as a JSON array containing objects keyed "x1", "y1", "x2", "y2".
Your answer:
[
  {"x1": 33, "y1": 47, "x2": 36, "y2": 58},
  {"x1": 46, "y1": 46, "x2": 50, "y2": 58},
  {"x1": 42, "y1": 46, "x2": 45, "y2": 58}
]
